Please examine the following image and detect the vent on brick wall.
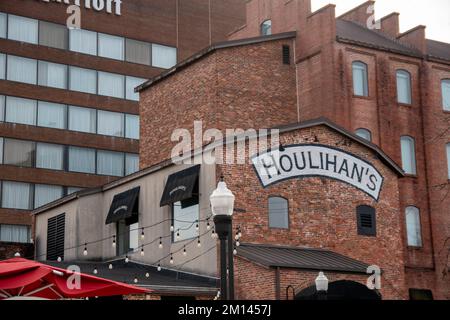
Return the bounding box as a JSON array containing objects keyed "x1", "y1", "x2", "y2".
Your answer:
[
  {"x1": 282, "y1": 45, "x2": 291, "y2": 65},
  {"x1": 356, "y1": 205, "x2": 376, "y2": 236},
  {"x1": 47, "y1": 213, "x2": 65, "y2": 261}
]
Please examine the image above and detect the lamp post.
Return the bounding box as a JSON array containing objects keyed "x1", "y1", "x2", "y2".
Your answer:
[
  {"x1": 210, "y1": 179, "x2": 235, "y2": 300},
  {"x1": 315, "y1": 271, "x2": 329, "y2": 301}
]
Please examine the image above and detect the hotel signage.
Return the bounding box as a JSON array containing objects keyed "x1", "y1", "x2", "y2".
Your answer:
[
  {"x1": 251, "y1": 144, "x2": 384, "y2": 201},
  {"x1": 39, "y1": 0, "x2": 122, "y2": 16}
]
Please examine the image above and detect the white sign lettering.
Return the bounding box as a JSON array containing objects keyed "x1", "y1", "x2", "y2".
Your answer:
[
  {"x1": 39, "y1": 0, "x2": 122, "y2": 16},
  {"x1": 251, "y1": 145, "x2": 384, "y2": 201}
]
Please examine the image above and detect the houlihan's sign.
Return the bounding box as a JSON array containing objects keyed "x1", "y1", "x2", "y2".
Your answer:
[{"x1": 251, "y1": 144, "x2": 384, "y2": 201}]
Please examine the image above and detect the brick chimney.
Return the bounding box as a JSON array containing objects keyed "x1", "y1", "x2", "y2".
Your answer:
[
  {"x1": 397, "y1": 25, "x2": 427, "y2": 54},
  {"x1": 380, "y1": 12, "x2": 400, "y2": 38}
]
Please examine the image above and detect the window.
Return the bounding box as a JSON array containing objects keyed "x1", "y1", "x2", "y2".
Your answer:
[
  {"x1": 97, "y1": 150, "x2": 124, "y2": 177},
  {"x1": 1, "y1": 181, "x2": 32, "y2": 210},
  {"x1": 0, "y1": 137, "x2": 3, "y2": 164},
  {"x1": 8, "y1": 15, "x2": 38, "y2": 44},
  {"x1": 125, "y1": 153, "x2": 139, "y2": 175},
  {"x1": 37, "y1": 101, "x2": 66, "y2": 129},
  {"x1": 442, "y1": 79, "x2": 450, "y2": 111},
  {"x1": 7, "y1": 55, "x2": 37, "y2": 84},
  {"x1": 67, "y1": 187, "x2": 83, "y2": 195},
  {"x1": 39, "y1": 21, "x2": 68, "y2": 50},
  {"x1": 125, "y1": 114, "x2": 139, "y2": 139},
  {"x1": 69, "y1": 28, "x2": 97, "y2": 55},
  {"x1": 268, "y1": 197, "x2": 289, "y2": 229},
  {"x1": 405, "y1": 206, "x2": 422, "y2": 247},
  {"x1": 355, "y1": 128, "x2": 372, "y2": 142},
  {"x1": 97, "y1": 110, "x2": 124, "y2": 137},
  {"x1": 152, "y1": 44, "x2": 177, "y2": 69},
  {"x1": 0, "y1": 13, "x2": 6, "y2": 38},
  {"x1": 0, "y1": 95, "x2": 4, "y2": 122},
  {"x1": 46, "y1": 213, "x2": 65, "y2": 261},
  {"x1": 0, "y1": 53, "x2": 5, "y2": 79},
  {"x1": 117, "y1": 219, "x2": 139, "y2": 256},
  {"x1": 352, "y1": 61, "x2": 368, "y2": 97},
  {"x1": 126, "y1": 76, "x2": 146, "y2": 101},
  {"x1": 282, "y1": 45, "x2": 290, "y2": 65},
  {"x1": 126, "y1": 39, "x2": 151, "y2": 65},
  {"x1": 98, "y1": 72, "x2": 125, "y2": 99},
  {"x1": 68, "y1": 146, "x2": 96, "y2": 174},
  {"x1": 446, "y1": 143, "x2": 450, "y2": 179},
  {"x1": 172, "y1": 179, "x2": 199, "y2": 242},
  {"x1": 69, "y1": 66, "x2": 97, "y2": 94},
  {"x1": 34, "y1": 184, "x2": 63, "y2": 208},
  {"x1": 98, "y1": 33, "x2": 124, "y2": 60},
  {"x1": 38, "y1": 61, "x2": 68, "y2": 89},
  {"x1": 401, "y1": 136, "x2": 417, "y2": 175},
  {"x1": 0, "y1": 224, "x2": 30, "y2": 243},
  {"x1": 396, "y1": 70, "x2": 412, "y2": 104},
  {"x1": 356, "y1": 205, "x2": 376, "y2": 236},
  {"x1": 5, "y1": 96, "x2": 37, "y2": 126},
  {"x1": 36, "y1": 143, "x2": 64, "y2": 171},
  {"x1": 261, "y1": 20, "x2": 272, "y2": 36},
  {"x1": 68, "y1": 105, "x2": 96, "y2": 133},
  {"x1": 3, "y1": 138, "x2": 35, "y2": 167}
]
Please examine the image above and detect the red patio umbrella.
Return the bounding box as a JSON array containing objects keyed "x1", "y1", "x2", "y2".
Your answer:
[{"x1": 0, "y1": 258, "x2": 149, "y2": 300}]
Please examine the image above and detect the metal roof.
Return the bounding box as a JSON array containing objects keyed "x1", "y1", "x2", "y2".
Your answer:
[
  {"x1": 237, "y1": 243, "x2": 370, "y2": 274},
  {"x1": 427, "y1": 39, "x2": 450, "y2": 62}
]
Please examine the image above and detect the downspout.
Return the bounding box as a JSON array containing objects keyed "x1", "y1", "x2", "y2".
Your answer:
[{"x1": 275, "y1": 267, "x2": 281, "y2": 300}]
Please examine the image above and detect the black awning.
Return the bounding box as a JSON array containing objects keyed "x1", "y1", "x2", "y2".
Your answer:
[
  {"x1": 105, "y1": 187, "x2": 140, "y2": 225},
  {"x1": 160, "y1": 165, "x2": 200, "y2": 207}
]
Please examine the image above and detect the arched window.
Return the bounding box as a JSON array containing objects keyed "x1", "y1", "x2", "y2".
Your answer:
[
  {"x1": 355, "y1": 128, "x2": 372, "y2": 142},
  {"x1": 442, "y1": 79, "x2": 450, "y2": 111},
  {"x1": 396, "y1": 70, "x2": 412, "y2": 104},
  {"x1": 446, "y1": 143, "x2": 450, "y2": 179},
  {"x1": 261, "y1": 20, "x2": 272, "y2": 36},
  {"x1": 352, "y1": 61, "x2": 368, "y2": 97},
  {"x1": 268, "y1": 196, "x2": 288, "y2": 229},
  {"x1": 405, "y1": 206, "x2": 422, "y2": 247},
  {"x1": 400, "y1": 136, "x2": 417, "y2": 175}
]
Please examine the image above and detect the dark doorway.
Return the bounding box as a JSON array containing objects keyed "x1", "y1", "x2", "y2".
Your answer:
[{"x1": 295, "y1": 280, "x2": 382, "y2": 300}]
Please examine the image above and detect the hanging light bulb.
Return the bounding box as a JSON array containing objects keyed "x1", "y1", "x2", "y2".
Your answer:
[
  {"x1": 83, "y1": 243, "x2": 88, "y2": 256},
  {"x1": 112, "y1": 236, "x2": 116, "y2": 248},
  {"x1": 233, "y1": 247, "x2": 237, "y2": 256},
  {"x1": 145, "y1": 272, "x2": 150, "y2": 278},
  {"x1": 134, "y1": 277, "x2": 138, "y2": 284},
  {"x1": 206, "y1": 220, "x2": 211, "y2": 230},
  {"x1": 195, "y1": 221, "x2": 199, "y2": 231},
  {"x1": 125, "y1": 255, "x2": 129, "y2": 263},
  {"x1": 57, "y1": 257, "x2": 62, "y2": 262},
  {"x1": 197, "y1": 237, "x2": 201, "y2": 248},
  {"x1": 236, "y1": 241, "x2": 240, "y2": 247},
  {"x1": 93, "y1": 267, "x2": 98, "y2": 275},
  {"x1": 238, "y1": 229, "x2": 242, "y2": 238},
  {"x1": 159, "y1": 237, "x2": 163, "y2": 249},
  {"x1": 235, "y1": 233, "x2": 240, "y2": 241},
  {"x1": 170, "y1": 225, "x2": 174, "y2": 232},
  {"x1": 176, "y1": 229, "x2": 180, "y2": 240},
  {"x1": 140, "y1": 246, "x2": 145, "y2": 256},
  {"x1": 141, "y1": 228, "x2": 145, "y2": 240},
  {"x1": 157, "y1": 263, "x2": 162, "y2": 272},
  {"x1": 183, "y1": 246, "x2": 187, "y2": 256},
  {"x1": 170, "y1": 255, "x2": 174, "y2": 264},
  {"x1": 211, "y1": 228, "x2": 216, "y2": 239},
  {"x1": 108, "y1": 264, "x2": 113, "y2": 270}
]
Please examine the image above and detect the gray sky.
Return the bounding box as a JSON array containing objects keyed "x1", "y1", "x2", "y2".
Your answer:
[{"x1": 312, "y1": 0, "x2": 450, "y2": 43}]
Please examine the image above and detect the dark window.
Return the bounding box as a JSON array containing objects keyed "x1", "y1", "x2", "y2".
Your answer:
[
  {"x1": 282, "y1": 45, "x2": 290, "y2": 65},
  {"x1": 171, "y1": 179, "x2": 199, "y2": 242},
  {"x1": 47, "y1": 213, "x2": 65, "y2": 261},
  {"x1": 409, "y1": 289, "x2": 433, "y2": 300},
  {"x1": 356, "y1": 205, "x2": 376, "y2": 236},
  {"x1": 268, "y1": 197, "x2": 289, "y2": 229}
]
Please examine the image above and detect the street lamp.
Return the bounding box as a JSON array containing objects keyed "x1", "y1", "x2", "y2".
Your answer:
[
  {"x1": 315, "y1": 271, "x2": 329, "y2": 300},
  {"x1": 210, "y1": 179, "x2": 235, "y2": 300}
]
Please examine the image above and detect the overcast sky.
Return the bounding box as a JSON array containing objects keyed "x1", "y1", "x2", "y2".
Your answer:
[{"x1": 311, "y1": 0, "x2": 450, "y2": 43}]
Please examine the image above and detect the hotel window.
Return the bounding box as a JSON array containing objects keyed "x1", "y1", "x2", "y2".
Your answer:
[
  {"x1": 34, "y1": 184, "x2": 63, "y2": 209},
  {"x1": 352, "y1": 61, "x2": 368, "y2": 97},
  {"x1": 69, "y1": 66, "x2": 97, "y2": 94},
  {"x1": 355, "y1": 128, "x2": 372, "y2": 142},
  {"x1": 38, "y1": 61, "x2": 68, "y2": 89},
  {"x1": 125, "y1": 76, "x2": 146, "y2": 101},
  {"x1": 46, "y1": 213, "x2": 65, "y2": 261},
  {"x1": 0, "y1": 224, "x2": 30, "y2": 244},
  {"x1": 0, "y1": 95, "x2": 4, "y2": 122},
  {"x1": 0, "y1": 137, "x2": 3, "y2": 164},
  {"x1": 396, "y1": 70, "x2": 412, "y2": 104},
  {"x1": 125, "y1": 114, "x2": 139, "y2": 140},
  {"x1": 268, "y1": 196, "x2": 289, "y2": 229},
  {"x1": 3, "y1": 138, "x2": 35, "y2": 167},
  {"x1": 36, "y1": 143, "x2": 64, "y2": 171},
  {"x1": 125, "y1": 39, "x2": 151, "y2": 65},
  {"x1": 97, "y1": 110, "x2": 124, "y2": 137},
  {"x1": 8, "y1": 14, "x2": 38, "y2": 44},
  {"x1": 442, "y1": 79, "x2": 450, "y2": 111},
  {"x1": 5, "y1": 96, "x2": 37, "y2": 126},
  {"x1": 152, "y1": 44, "x2": 177, "y2": 69},
  {"x1": 447, "y1": 143, "x2": 450, "y2": 179},
  {"x1": 97, "y1": 150, "x2": 124, "y2": 177},
  {"x1": 261, "y1": 20, "x2": 272, "y2": 36},
  {"x1": 39, "y1": 21, "x2": 68, "y2": 50},
  {"x1": 98, "y1": 33, "x2": 124, "y2": 60},
  {"x1": 0, "y1": 13, "x2": 6, "y2": 38},
  {"x1": 69, "y1": 28, "x2": 97, "y2": 55},
  {"x1": 1, "y1": 181, "x2": 32, "y2": 210},
  {"x1": 401, "y1": 136, "x2": 417, "y2": 175},
  {"x1": 7, "y1": 55, "x2": 37, "y2": 85},
  {"x1": 405, "y1": 206, "x2": 422, "y2": 247},
  {"x1": 125, "y1": 153, "x2": 139, "y2": 175},
  {"x1": 98, "y1": 72, "x2": 125, "y2": 99},
  {"x1": 68, "y1": 146, "x2": 96, "y2": 174},
  {"x1": 68, "y1": 106, "x2": 96, "y2": 133},
  {"x1": 0, "y1": 53, "x2": 5, "y2": 79},
  {"x1": 357, "y1": 205, "x2": 376, "y2": 236},
  {"x1": 37, "y1": 101, "x2": 66, "y2": 129}
]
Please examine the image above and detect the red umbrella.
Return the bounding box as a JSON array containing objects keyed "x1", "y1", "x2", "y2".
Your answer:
[{"x1": 0, "y1": 258, "x2": 149, "y2": 300}]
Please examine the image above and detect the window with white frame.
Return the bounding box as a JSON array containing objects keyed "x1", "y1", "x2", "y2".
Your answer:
[
  {"x1": 34, "y1": 184, "x2": 63, "y2": 209},
  {"x1": 7, "y1": 55, "x2": 37, "y2": 85},
  {"x1": 36, "y1": 143, "x2": 64, "y2": 171},
  {"x1": 125, "y1": 153, "x2": 139, "y2": 175},
  {"x1": 98, "y1": 33, "x2": 124, "y2": 60},
  {"x1": 125, "y1": 76, "x2": 146, "y2": 101},
  {"x1": 125, "y1": 114, "x2": 139, "y2": 139},
  {"x1": 125, "y1": 39, "x2": 151, "y2": 65},
  {"x1": 152, "y1": 44, "x2": 177, "y2": 69},
  {"x1": 261, "y1": 20, "x2": 272, "y2": 36},
  {"x1": 396, "y1": 70, "x2": 412, "y2": 104},
  {"x1": 0, "y1": 95, "x2": 3, "y2": 122},
  {"x1": 38, "y1": 61, "x2": 68, "y2": 89},
  {"x1": 1, "y1": 181, "x2": 32, "y2": 210},
  {"x1": 37, "y1": 101, "x2": 66, "y2": 129},
  {"x1": 39, "y1": 21, "x2": 68, "y2": 50},
  {"x1": 68, "y1": 146, "x2": 96, "y2": 174},
  {"x1": 355, "y1": 128, "x2": 372, "y2": 142},
  {"x1": 7, "y1": 14, "x2": 38, "y2": 44},
  {"x1": 401, "y1": 136, "x2": 417, "y2": 175},
  {"x1": 405, "y1": 206, "x2": 422, "y2": 247},
  {"x1": 3, "y1": 138, "x2": 35, "y2": 167},
  {"x1": 0, "y1": 53, "x2": 5, "y2": 79},
  {"x1": 5, "y1": 96, "x2": 37, "y2": 126},
  {"x1": 98, "y1": 72, "x2": 125, "y2": 99},
  {"x1": 0, "y1": 224, "x2": 30, "y2": 243},
  {"x1": 352, "y1": 61, "x2": 368, "y2": 97},
  {"x1": 97, "y1": 110, "x2": 124, "y2": 137},
  {"x1": 69, "y1": 66, "x2": 97, "y2": 94},
  {"x1": 69, "y1": 28, "x2": 97, "y2": 55},
  {"x1": 0, "y1": 137, "x2": 3, "y2": 164},
  {"x1": 268, "y1": 196, "x2": 289, "y2": 229},
  {"x1": 97, "y1": 150, "x2": 124, "y2": 177},
  {"x1": 68, "y1": 105, "x2": 96, "y2": 133},
  {"x1": 0, "y1": 13, "x2": 6, "y2": 38},
  {"x1": 442, "y1": 79, "x2": 450, "y2": 111}
]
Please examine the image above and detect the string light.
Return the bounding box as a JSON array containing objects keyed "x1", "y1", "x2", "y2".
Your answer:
[
  {"x1": 183, "y1": 246, "x2": 187, "y2": 256},
  {"x1": 93, "y1": 267, "x2": 98, "y2": 275},
  {"x1": 140, "y1": 246, "x2": 145, "y2": 256},
  {"x1": 238, "y1": 227, "x2": 242, "y2": 238},
  {"x1": 157, "y1": 263, "x2": 162, "y2": 272},
  {"x1": 108, "y1": 264, "x2": 113, "y2": 270},
  {"x1": 170, "y1": 225, "x2": 174, "y2": 232},
  {"x1": 83, "y1": 243, "x2": 88, "y2": 256},
  {"x1": 176, "y1": 229, "x2": 180, "y2": 240},
  {"x1": 112, "y1": 235, "x2": 116, "y2": 248},
  {"x1": 134, "y1": 277, "x2": 138, "y2": 284},
  {"x1": 170, "y1": 254, "x2": 174, "y2": 264},
  {"x1": 211, "y1": 228, "x2": 216, "y2": 239},
  {"x1": 57, "y1": 257, "x2": 62, "y2": 262},
  {"x1": 145, "y1": 273, "x2": 150, "y2": 278},
  {"x1": 195, "y1": 221, "x2": 199, "y2": 231},
  {"x1": 125, "y1": 255, "x2": 129, "y2": 263},
  {"x1": 159, "y1": 237, "x2": 163, "y2": 249},
  {"x1": 206, "y1": 220, "x2": 211, "y2": 230},
  {"x1": 236, "y1": 240, "x2": 240, "y2": 247},
  {"x1": 233, "y1": 247, "x2": 237, "y2": 256},
  {"x1": 141, "y1": 228, "x2": 145, "y2": 240},
  {"x1": 197, "y1": 237, "x2": 201, "y2": 248}
]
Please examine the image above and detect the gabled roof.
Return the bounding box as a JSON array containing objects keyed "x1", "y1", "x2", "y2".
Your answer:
[{"x1": 237, "y1": 243, "x2": 370, "y2": 274}]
